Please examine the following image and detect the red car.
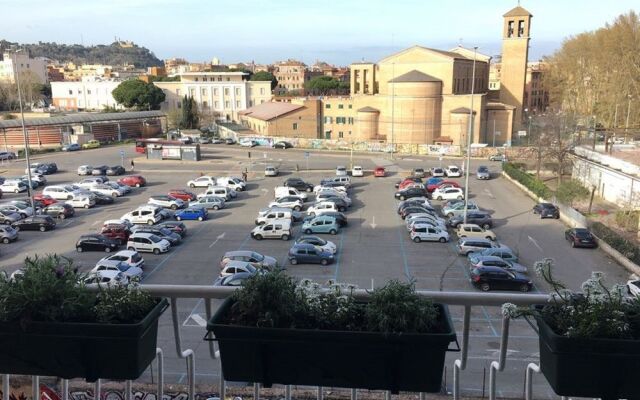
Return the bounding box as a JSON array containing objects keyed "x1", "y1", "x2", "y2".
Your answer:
[
  {"x1": 374, "y1": 167, "x2": 386, "y2": 177},
  {"x1": 168, "y1": 189, "x2": 197, "y2": 202},
  {"x1": 100, "y1": 224, "x2": 131, "y2": 245},
  {"x1": 117, "y1": 175, "x2": 147, "y2": 188},
  {"x1": 399, "y1": 179, "x2": 424, "y2": 190},
  {"x1": 33, "y1": 193, "x2": 58, "y2": 206},
  {"x1": 426, "y1": 178, "x2": 444, "y2": 192},
  {"x1": 434, "y1": 180, "x2": 462, "y2": 190}
]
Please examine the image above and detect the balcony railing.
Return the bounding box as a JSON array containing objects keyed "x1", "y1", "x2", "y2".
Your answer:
[{"x1": 2, "y1": 285, "x2": 554, "y2": 400}]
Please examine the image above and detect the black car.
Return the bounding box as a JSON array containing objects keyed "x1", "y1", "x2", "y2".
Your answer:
[
  {"x1": 397, "y1": 200, "x2": 434, "y2": 215},
  {"x1": 157, "y1": 221, "x2": 188, "y2": 237},
  {"x1": 274, "y1": 141, "x2": 293, "y2": 149},
  {"x1": 76, "y1": 234, "x2": 119, "y2": 252},
  {"x1": 565, "y1": 228, "x2": 597, "y2": 248},
  {"x1": 284, "y1": 177, "x2": 314, "y2": 192},
  {"x1": 400, "y1": 206, "x2": 436, "y2": 220},
  {"x1": 41, "y1": 203, "x2": 75, "y2": 219},
  {"x1": 394, "y1": 187, "x2": 426, "y2": 200},
  {"x1": 13, "y1": 215, "x2": 56, "y2": 232},
  {"x1": 394, "y1": 176, "x2": 423, "y2": 188},
  {"x1": 134, "y1": 227, "x2": 181, "y2": 245},
  {"x1": 470, "y1": 265, "x2": 532, "y2": 292},
  {"x1": 533, "y1": 203, "x2": 560, "y2": 219},
  {"x1": 106, "y1": 165, "x2": 126, "y2": 176},
  {"x1": 449, "y1": 212, "x2": 493, "y2": 229},
  {"x1": 91, "y1": 165, "x2": 108, "y2": 176},
  {"x1": 35, "y1": 163, "x2": 57, "y2": 174},
  {"x1": 92, "y1": 192, "x2": 115, "y2": 205}
]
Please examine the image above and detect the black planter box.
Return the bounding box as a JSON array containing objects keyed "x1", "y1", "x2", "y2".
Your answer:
[
  {"x1": 208, "y1": 298, "x2": 457, "y2": 393},
  {"x1": 537, "y1": 316, "x2": 640, "y2": 399},
  {"x1": 0, "y1": 298, "x2": 168, "y2": 381}
]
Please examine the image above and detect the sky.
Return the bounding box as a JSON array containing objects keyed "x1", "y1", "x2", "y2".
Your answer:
[{"x1": 1, "y1": 0, "x2": 639, "y2": 66}]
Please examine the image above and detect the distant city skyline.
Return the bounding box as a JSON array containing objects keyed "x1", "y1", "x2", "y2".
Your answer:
[{"x1": 2, "y1": 0, "x2": 638, "y2": 66}]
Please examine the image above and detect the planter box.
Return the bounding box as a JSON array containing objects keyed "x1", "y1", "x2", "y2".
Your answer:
[
  {"x1": 208, "y1": 298, "x2": 457, "y2": 393},
  {"x1": 0, "y1": 298, "x2": 168, "y2": 381},
  {"x1": 537, "y1": 316, "x2": 640, "y2": 399}
]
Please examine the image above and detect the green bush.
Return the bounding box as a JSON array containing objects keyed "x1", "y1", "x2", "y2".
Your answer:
[
  {"x1": 591, "y1": 222, "x2": 640, "y2": 264},
  {"x1": 615, "y1": 210, "x2": 640, "y2": 232},
  {"x1": 503, "y1": 162, "x2": 552, "y2": 199}
]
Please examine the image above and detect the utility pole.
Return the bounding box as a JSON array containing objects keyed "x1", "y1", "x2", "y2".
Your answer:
[
  {"x1": 625, "y1": 95, "x2": 632, "y2": 143},
  {"x1": 390, "y1": 62, "x2": 395, "y2": 160},
  {"x1": 463, "y1": 47, "x2": 477, "y2": 225},
  {"x1": 492, "y1": 118, "x2": 496, "y2": 148},
  {"x1": 13, "y1": 49, "x2": 36, "y2": 212}
]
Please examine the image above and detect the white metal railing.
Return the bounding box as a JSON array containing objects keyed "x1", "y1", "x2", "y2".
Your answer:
[{"x1": 2, "y1": 285, "x2": 552, "y2": 400}]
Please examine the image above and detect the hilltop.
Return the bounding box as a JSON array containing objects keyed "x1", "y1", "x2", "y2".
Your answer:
[{"x1": 0, "y1": 40, "x2": 163, "y2": 68}]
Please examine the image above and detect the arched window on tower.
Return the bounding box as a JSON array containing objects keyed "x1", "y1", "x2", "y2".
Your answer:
[{"x1": 518, "y1": 20, "x2": 525, "y2": 37}]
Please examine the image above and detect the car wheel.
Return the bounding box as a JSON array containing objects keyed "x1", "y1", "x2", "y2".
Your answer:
[
  {"x1": 482, "y1": 223, "x2": 491, "y2": 230},
  {"x1": 480, "y1": 283, "x2": 491, "y2": 292},
  {"x1": 304, "y1": 229, "x2": 312, "y2": 234},
  {"x1": 555, "y1": 214, "x2": 560, "y2": 219},
  {"x1": 59, "y1": 214, "x2": 66, "y2": 220},
  {"x1": 281, "y1": 234, "x2": 289, "y2": 241},
  {"x1": 14, "y1": 189, "x2": 19, "y2": 193},
  {"x1": 39, "y1": 226, "x2": 46, "y2": 232},
  {"x1": 67, "y1": 195, "x2": 73, "y2": 200},
  {"x1": 112, "y1": 193, "x2": 118, "y2": 198},
  {"x1": 571, "y1": 241, "x2": 576, "y2": 248},
  {"x1": 4, "y1": 221, "x2": 11, "y2": 225},
  {"x1": 290, "y1": 258, "x2": 298, "y2": 265},
  {"x1": 294, "y1": 206, "x2": 301, "y2": 211},
  {"x1": 2, "y1": 238, "x2": 9, "y2": 244},
  {"x1": 135, "y1": 183, "x2": 141, "y2": 188},
  {"x1": 413, "y1": 237, "x2": 421, "y2": 243},
  {"x1": 330, "y1": 229, "x2": 337, "y2": 235},
  {"x1": 189, "y1": 183, "x2": 195, "y2": 188},
  {"x1": 153, "y1": 248, "x2": 161, "y2": 255},
  {"x1": 309, "y1": 212, "x2": 315, "y2": 217},
  {"x1": 439, "y1": 237, "x2": 447, "y2": 243},
  {"x1": 400, "y1": 196, "x2": 405, "y2": 201},
  {"x1": 254, "y1": 234, "x2": 263, "y2": 240},
  {"x1": 457, "y1": 196, "x2": 463, "y2": 200},
  {"x1": 104, "y1": 247, "x2": 112, "y2": 253},
  {"x1": 213, "y1": 205, "x2": 219, "y2": 210},
  {"x1": 176, "y1": 216, "x2": 182, "y2": 221},
  {"x1": 236, "y1": 187, "x2": 242, "y2": 192},
  {"x1": 127, "y1": 247, "x2": 136, "y2": 251},
  {"x1": 171, "y1": 205, "x2": 177, "y2": 210},
  {"x1": 339, "y1": 206, "x2": 346, "y2": 212},
  {"x1": 447, "y1": 213, "x2": 454, "y2": 218},
  {"x1": 320, "y1": 258, "x2": 328, "y2": 266},
  {"x1": 84, "y1": 204, "x2": 90, "y2": 209},
  {"x1": 436, "y1": 196, "x2": 443, "y2": 200},
  {"x1": 198, "y1": 216, "x2": 203, "y2": 221},
  {"x1": 306, "y1": 187, "x2": 312, "y2": 192},
  {"x1": 520, "y1": 284, "x2": 530, "y2": 292},
  {"x1": 76, "y1": 246, "x2": 83, "y2": 252},
  {"x1": 486, "y1": 236, "x2": 494, "y2": 241}
]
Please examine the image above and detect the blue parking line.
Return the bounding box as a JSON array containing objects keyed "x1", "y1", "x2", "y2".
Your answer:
[{"x1": 332, "y1": 230, "x2": 345, "y2": 281}]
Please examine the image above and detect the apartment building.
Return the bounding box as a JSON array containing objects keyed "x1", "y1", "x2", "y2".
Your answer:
[
  {"x1": 51, "y1": 77, "x2": 123, "y2": 111},
  {"x1": 0, "y1": 52, "x2": 48, "y2": 84},
  {"x1": 273, "y1": 60, "x2": 322, "y2": 96},
  {"x1": 154, "y1": 72, "x2": 272, "y2": 122}
]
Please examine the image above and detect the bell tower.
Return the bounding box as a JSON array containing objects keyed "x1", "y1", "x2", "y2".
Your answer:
[{"x1": 499, "y1": 5, "x2": 532, "y2": 135}]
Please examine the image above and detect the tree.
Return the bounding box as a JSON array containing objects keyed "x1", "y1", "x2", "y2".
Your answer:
[
  {"x1": 531, "y1": 112, "x2": 577, "y2": 185},
  {"x1": 112, "y1": 79, "x2": 165, "y2": 110},
  {"x1": 180, "y1": 96, "x2": 199, "y2": 129},
  {"x1": 556, "y1": 179, "x2": 590, "y2": 207},
  {"x1": 305, "y1": 76, "x2": 342, "y2": 95},
  {"x1": 251, "y1": 71, "x2": 278, "y2": 90}
]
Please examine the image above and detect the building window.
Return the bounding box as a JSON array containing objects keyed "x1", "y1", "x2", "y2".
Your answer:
[
  {"x1": 215, "y1": 101, "x2": 220, "y2": 108},
  {"x1": 195, "y1": 77, "x2": 199, "y2": 82},
  {"x1": 68, "y1": 89, "x2": 72, "y2": 95},
  {"x1": 201, "y1": 88, "x2": 207, "y2": 96},
  {"x1": 338, "y1": 132, "x2": 344, "y2": 138},
  {"x1": 325, "y1": 104, "x2": 331, "y2": 109},
  {"x1": 224, "y1": 88, "x2": 229, "y2": 96},
  {"x1": 235, "y1": 88, "x2": 240, "y2": 96},
  {"x1": 338, "y1": 104, "x2": 344, "y2": 109},
  {"x1": 293, "y1": 123, "x2": 298, "y2": 130},
  {"x1": 226, "y1": 77, "x2": 230, "y2": 81},
  {"x1": 87, "y1": 89, "x2": 91, "y2": 94},
  {"x1": 218, "y1": 77, "x2": 222, "y2": 81},
  {"x1": 325, "y1": 131, "x2": 331, "y2": 139},
  {"x1": 213, "y1": 88, "x2": 218, "y2": 95},
  {"x1": 236, "y1": 100, "x2": 240, "y2": 108},
  {"x1": 518, "y1": 20, "x2": 525, "y2": 37},
  {"x1": 348, "y1": 104, "x2": 352, "y2": 109},
  {"x1": 190, "y1": 89, "x2": 196, "y2": 97},
  {"x1": 508, "y1": 21, "x2": 514, "y2": 38},
  {"x1": 348, "y1": 117, "x2": 354, "y2": 124},
  {"x1": 177, "y1": 101, "x2": 181, "y2": 109},
  {"x1": 324, "y1": 116, "x2": 333, "y2": 124},
  {"x1": 202, "y1": 101, "x2": 209, "y2": 109},
  {"x1": 260, "y1": 88, "x2": 265, "y2": 95},
  {"x1": 176, "y1": 89, "x2": 181, "y2": 96},
  {"x1": 225, "y1": 101, "x2": 230, "y2": 108}
]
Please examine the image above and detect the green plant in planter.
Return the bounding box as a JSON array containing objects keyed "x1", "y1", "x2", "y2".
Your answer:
[{"x1": 503, "y1": 258, "x2": 640, "y2": 399}]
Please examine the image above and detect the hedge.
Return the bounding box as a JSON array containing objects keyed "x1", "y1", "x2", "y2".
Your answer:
[
  {"x1": 503, "y1": 162, "x2": 552, "y2": 199},
  {"x1": 591, "y1": 222, "x2": 640, "y2": 265}
]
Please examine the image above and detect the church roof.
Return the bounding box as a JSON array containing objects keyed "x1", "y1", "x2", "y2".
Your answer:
[
  {"x1": 389, "y1": 70, "x2": 441, "y2": 83},
  {"x1": 357, "y1": 106, "x2": 380, "y2": 113},
  {"x1": 450, "y1": 107, "x2": 476, "y2": 114},
  {"x1": 379, "y1": 45, "x2": 471, "y2": 63},
  {"x1": 503, "y1": 6, "x2": 532, "y2": 17}
]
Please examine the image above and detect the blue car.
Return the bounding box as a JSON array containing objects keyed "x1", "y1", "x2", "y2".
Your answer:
[
  {"x1": 301, "y1": 215, "x2": 340, "y2": 235},
  {"x1": 174, "y1": 207, "x2": 208, "y2": 221},
  {"x1": 62, "y1": 143, "x2": 81, "y2": 151}
]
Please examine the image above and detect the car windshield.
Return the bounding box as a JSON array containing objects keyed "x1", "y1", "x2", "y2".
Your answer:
[
  {"x1": 478, "y1": 167, "x2": 489, "y2": 172},
  {"x1": 575, "y1": 230, "x2": 592, "y2": 238},
  {"x1": 131, "y1": 253, "x2": 142, "y2": 262},
  {"x1": 117, "y1": 263, "x2": 131, "y2": 272},
  {"x1": 251, "y1": 252, "x2": 264, "y2": 261},
  {"x1": 159, "y1": 228, "x2": 173, "y2": 236}
]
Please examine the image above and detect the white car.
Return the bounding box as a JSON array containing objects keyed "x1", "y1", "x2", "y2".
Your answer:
[
  {"x1": 126, "y1": 232, "x2": 170, "y2": 254},
  {"x1": 220, "y1": 260, "x2": 257, "y2": 277},
  {"x1": 306, "y1": 201, "x2": 339, "y2": 216},
  {"x1": 406, "y1": 218, "x2": 442, "y2": 232},
  {"x1": 336, "y1": 166, "x2": 348, "y2": 176},
  {"x1": 314, "y1": 184, "x2": 348, "y2": 195},
  {"x1": 0, "y1": 181, "x2": 27, "y2": 193},
  {"x1": 77, "y1": 165, "x2": 94, "y2": 176},
  {"x1": 432, "y1": 187, "x2": 464, "y2": 201},
  {"x1": 66, "y1": 195, "x2": 96, "y2": 209},
  {"x1": 431, "y1": 167, "x2": 445, "y2": 177},
  {"x1": 457, "y1": 223, "x2": 497, "y2": 241},
  {"x1": 23, "y1": 174, "x2": 46, "y2": 186},
  {"x1": 148, "y1": 195, "x2": 185, "y2": 210},
  {"x1": 445, "y1": 166, "x2": 462, "y2": 178},
  {"x1": 121, "y1": 206, "x2": 164, "y2": 225},
  {"x1": 265, "y1": 166, "x2": 279, "y2": 177},
  {"x1": 352, "y1": 166, "x2": 364, "y2": 177},
  {"x1": 627, "y1": 278, "x2": 640, "y2": 297},
  {"x1": 316, "y1": 192, "x2": 352, "y2": 207},
  {"x1": 84, "y1": 270, "x2": 129, "y2": 286},
  {"x1": 91, "y1": 261, "x2": 143, "y2": 280},
  {"x1": 410, "y1": 224, "x2": 450, "y2": 243},
  {"x1": 97, "y1": 250, "x2": 145, "y2": 269},
  {"x1": 105, "y1": 182, "x2": 130, "y2": 195},
  {"x1": 90, "y1": 184, "x2": 121, "y2": 197},
  {"x1": 217, "y1": 176, "x2": 246, "y2": 192},
  {"x1": 187, "y1": 176, "x2": 217, "y2": 188},
  {"x1": 268, "y1": 196, "x2": 304, "y2": 211}
]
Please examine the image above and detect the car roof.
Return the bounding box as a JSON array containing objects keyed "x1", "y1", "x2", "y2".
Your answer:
[
  {"x1": 113, "y1": 250, "x2": 137, "y2": 257},
  {"x1": 223, "y1": 260, "x2": 255, "y2": 268},
  {"x1": 224, "y1": 250, "x2": 255, "y2": 257},
  {"x1": 292, "y1": 243, "x2": 318, "y2": 250},
  {"x1": 459, "y1": 223, "x2": 482, "y2": 229},
  {"x1": 131, "y1": 232, "x2": 154, "y2": 238},
  {"x1": 459, "y1": 237, "x2": 492, "y2": 244},
  {"x1": 473, "y1": 266, "x2": 512, "y2": 273},
  {"x1": 475, "y1": 255, "x2": 508, "y2": 262}
]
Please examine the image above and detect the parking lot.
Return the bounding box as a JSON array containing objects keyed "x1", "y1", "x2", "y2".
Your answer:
[{"x1": 0, "y1": 143, "x2": 631, "y2": 397}]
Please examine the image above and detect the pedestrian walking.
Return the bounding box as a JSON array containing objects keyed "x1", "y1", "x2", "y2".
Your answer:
[
  {"x1": 130, "y1": 159, "x2": 135, "y2": 171},
  {"x1": 242, "y1": 169, "x2": 248, "y2": 182}
]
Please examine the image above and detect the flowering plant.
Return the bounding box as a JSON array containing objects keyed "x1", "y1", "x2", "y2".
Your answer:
[{"x1": 503, "y1": 258, "x2": 640, "y2": 339}]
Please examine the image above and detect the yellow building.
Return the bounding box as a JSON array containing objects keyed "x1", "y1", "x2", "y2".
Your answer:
[{"x1": 239, "y1": 99, "x2": 321, "y2": 138}]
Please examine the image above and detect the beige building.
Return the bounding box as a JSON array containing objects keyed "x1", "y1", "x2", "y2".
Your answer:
[
  {"x1": 51, "y1": 77, "x2": 123, "y2": 111},
  {"x1": 490, "y1": 60, "x2": 549, "y2": 116},
  {"x1": 154, "y1": 72, "x2": 272, "y2": 122},
  {"x1": 239, "y1": 99, "x2": 321, "y2": 138},
  {"x1": 0, "y1": 52, "x2": 48, "y2": 84},
  {"x1": 273, "y1": 60, "x2": 322, "y2": 96}
]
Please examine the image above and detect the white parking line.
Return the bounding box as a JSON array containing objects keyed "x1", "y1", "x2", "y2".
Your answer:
[{"x1": 527, "y1": 235, "x2": 543, "y2": 252}]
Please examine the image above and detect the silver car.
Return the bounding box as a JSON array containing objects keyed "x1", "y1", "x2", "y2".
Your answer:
[
  {"x1": 0, "y1": 225, "x2": 18, "y2": 243},
  {"x1": 265, "y1": 166, "x2": 279, "y2": 177},
  {"x1": 456, "y1": 238, "x2": 503, "y2": 256},
  {"x1": 190, "y1": 195, "x2": 225, "y2": 210},
  {"x1": 476, "y1": 166, "x2": 491, "y2": 180},
  {"x1": 220, "y1": 250, "x2": 278, "y2": 270}
]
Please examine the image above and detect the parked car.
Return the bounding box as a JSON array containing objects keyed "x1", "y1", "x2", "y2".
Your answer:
[
  {"x1": 82, "y1": 140, "x2": 101, "y2": 149},
  {"x1": 284, "y1": 177, "x2": 314, "y2": 192},
  {"x1": 77, "y1": 165, "x2": 93, "y2": 176},
  {"x1": 220, "y1": 261, "x2": 258, "y2": 277},
  {"x1": 288, "y1": 243, "x2": 335, "y2": 265},
  {"x1": 410, "y1": 224, "x2": 450, "y2": 243},
  {"x1": 442, "y1": 201, "x2": 480, "y2": 218},
  {"x1": 0, "y1": 151, "x2": 17, "y2": 160},
  {"x1": 445, "y1": 166, "x2": 461, "y2": 178},
  {"x1": 213, "y1": 272, "x2": 253, "y2": 287},
  {"x1": 91, "y1": 261, "x2": 143, "y2": 281},
  {"x1": 320, "y1": 176, "x2": 351, "y2": 188},
  {"x1": 434, "y1": 180, "x2": 461, "y2": 190},
  {"x1": 431, "y1": 167, "x2": 445, "y2": 177},
  {"x1": 76, "y1": 234, "x2": 119, "y2": 253},
  {"x1": 395, "y1": 177, "x2": 422, "y2": 188},
  {"x1": 0, "y1": 225, "x2": 18, "y2": 243},
  {"x1": 106, "y1": 165, "x2": 126, "y2": 176},
  {"x1": 627, "y1": 278, "x2": 640, "y2": 298},
  {"x1": 315, "y1": 195, "x2": 350, "y2": 210},
  {"x1": 412, "y1": 168, "x2": 426, "y2": 178},
  {"x1": 100, "y1": 223, "x2": 131, "y2": 245},
  {"x1": 265, "y1": 165, "x2": 279, "y2": 177},
  {"x1": 307, "y1": 201, "x2": 342, "y2": 216},
  {"x1": 134, "y1": 226, "x2": 182, "y2": 246},
  {"x1": 157, "y1": 221, "x2": 187, "y2": 238},
  {"x1": 457, "y1": 223, "x2": 496, "y2": 241},
  {"x1": 190, "y1": 195, "x2": 225, "y2": 210},
  {"x1": 336, "y1": 166, "x2": 348, "y2": 176},
  {"x1": 121, "y1": 206, "x2": 164, "y2": 225},
  {"x1": 352, "y1": 166, "x2": 364, "y2": 177},
  {"x1": 33, "y1": 194, "x2": 57, "y2": 206},
  {"x1": 425, "y1": 177, "x2": 444, "y2": 192},
  {"x1": 220, "y1": 250, "x2": 278, "y2": 270},
  {"x1": 12, "y1": 215, "x2": 56, "y2": 231},
  {"x1": 0, "y1": 180, "x2": 27, "y2": 193},
  {"x1": 148, "y1": 195, "x2": 186, "y2": 210},
  {"x1": 399, "y1": 206, "x2": 436, "y2": 220},
  {"x1": 187, "y1": 176, "x2": 217, "y2": 188},
  {"x1": 91, "y1": 165, "x2": 108, "y2": 176},
  {"x1": 168, "y1": 189, "x2": 197, "y2": 201},
  {"x1": 274, "y1": 141, "x2": 293, "y2": 149},
  {"x1": 240, "y1": 139, "x2": 258, "y2": 147},
  {"x1": 92, "y1": 192, "x2": 115, "y2": 205},
  {"x1": 198, "y1": 186, "x2": 236, "y2": 201},
  {"x1": 302, "y1": 215, "x2": 340, "y2": 235},
  {"x1": 449, "y1": 212, "x2": 493, "y2": 229},
  {"x1": 533, "y1": 203, "x2": 560, "y2": 219},
  {"x1": 1, "y1": 203, "x2": 33, "y2": 218},
  {"x1": 312, "y1": 211, "x2": 347, "y2": 227},
  {"x1": 66, "y1": 195, "x2": 95, "y2": 209},
  {"x1": 89, "y1": 184, "x2": 120, "y2": 197},
  {"x1": 374, "y1": 167, "x2": 386, "y2": 177},
  {"x1": 275, "y1": 186, "x2": 308, "y2": 201},
  {"x1": 216, "y1": 176, "x2": 246, "y2": 192},
  {"x1": 456, "y1": 238, "x2": 502, "y2": 256},
  {"x1": 296, "y1": 235, "x2": 337, "y2": 254},
  {"x1": 476, "y1": 166, "x2": 491, "y2": 180},
  {"x1": 564, "y1": 228, "x2": 597, "y2": 248},
  {"x1": 468, "y1": 247, "x2": 519, "y2": 264},
  {"x1": 470, "y1": 266, "x2": 532, "y2": 292},
  {"x1": 83, "y1": 270, "x2": 129, "y2": 286},
  {"x1": 268, "y1": 196, "x2": 304, "y2": 211},
  {"x1": 398, "y1": 179, "x2": 425, "y2": 190},
  {"x1": 126, "y1": 232, "x2": 170, "y2": 255},
  {"x1": 469, "y1": 256, "x2": 527, "y2": 274},
  {"x1": 250, "y1": 220, "x2": 291, "y2": 241},
  {"x1": 23, "y1": 174, "x2": 46, "y2": 186},
  {"x1": 41, "y1": 203, "x2": 75, "y2": 219},
  {"x1": 394, "y1": 187, "x2": 426, "y2": 201},
  {"x1": 174, "y1": 207, "x2": 208, "y2": 221},
  {"x1": 224, "y1": 138, "x2": 236, "y2": 145},
  {"x1": 62, "y1": 143, "x2": 80, "y2": 151},
  {"x1": 118, "y1": 175, "x2": 146, "y2": 188},
  {"x1": 432, "y1": 187, "x2": 464, "y2": 201},
  {"x1": 106, "y1": 182, "x2": 131, "y2": 195},
  {"x1": 489, "y1": 154, "x2": 507, "y2": 162},
  {"x1": 0, "y1": 210, "x2": 22, "y2": 225}
]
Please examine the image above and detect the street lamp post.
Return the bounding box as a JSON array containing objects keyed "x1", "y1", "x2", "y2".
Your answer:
[
  {"x1": 463, "y1": 47, "x2": 478, "y2": 225},
  {"x1": 13, "y1": 48, "x2": 36, "y2": 212},
  {"x1": 625, "y1": 95, "x2": 632, "y2": 142},
  {"x1": 527, "y1": 116, "x2": 532, "y2": 146}
]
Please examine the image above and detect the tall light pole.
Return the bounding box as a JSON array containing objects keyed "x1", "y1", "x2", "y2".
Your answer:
[
  {"x1": 625, "y1": 95, "x2": 632, "y2": 142},
  {"x1": 390, "y1": 62, "x2": 395, "y2": 160},
  {"x1": 462, "y1": 47, "x2": 477, "y2": 224},
  {"x1": 13, "y1": 48, "x2": 36, "y2": 212}
]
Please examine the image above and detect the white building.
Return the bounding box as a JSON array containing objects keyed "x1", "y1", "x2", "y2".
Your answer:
[
  {"x1": 51, "y1": 77, "x2": 123, "y2": 111},
  {"x1": 154, "y1": 72, "x2": 272, "y2": 122},
  {"x1": 0, "y1": 52, "x2": 48, "y2": 84}
]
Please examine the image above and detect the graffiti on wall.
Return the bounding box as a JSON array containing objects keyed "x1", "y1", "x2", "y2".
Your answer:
[{"x1": 2, "y1": 385, "x2": 226, "y2": 400}]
